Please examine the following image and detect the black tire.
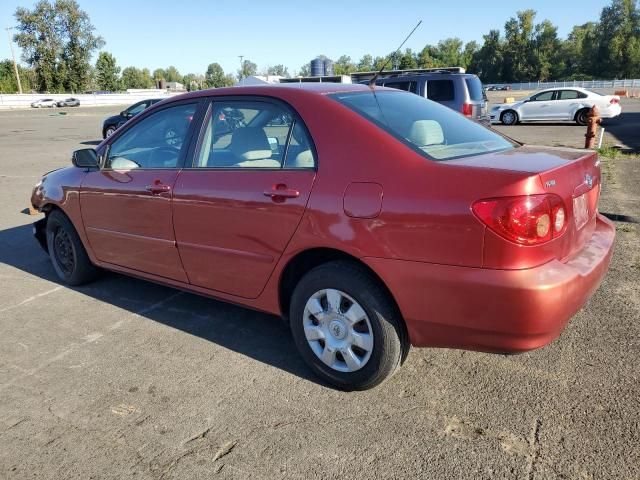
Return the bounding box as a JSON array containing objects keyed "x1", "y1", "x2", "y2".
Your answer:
[
  {"x1": 104, "y1": 125, "x2": 116, "y2": 138},
  {"x1": 575, "y1": 108, "x2": 589, "y2": 126},
  {"x1": 46, "y1": 209, "x2": 99, "y2": 286},
  {"x1": 289, "y1": 261, "x2": 408, "y2": 391},
  {"x1": 500, "y1": 109, "x2": 518, "y2": 126}
]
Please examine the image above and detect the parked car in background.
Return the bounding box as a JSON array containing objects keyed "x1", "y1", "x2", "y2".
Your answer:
[
  {"x1": 491, "y1": 87, "x2": 622, "y2": 126},
  {"x1": 56, "y1": 98, "x2": 80, "y2": 107},
  {"x1": 363, "y1": 69, "x2": 490, "y2": 126},
  {"x1": 30, "y1": 98, "x2": 57, "y2": 108},
  {"x1": 30, "y1": 84, "x2": 614, "y2": 390},
  {"x1": 102, "y1": 98, "x2": 162, "y2": 138}
]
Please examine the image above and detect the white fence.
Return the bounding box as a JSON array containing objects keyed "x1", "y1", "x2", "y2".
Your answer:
[
  {"x1": 0, "y1": 90, "x2": 181, "y2": 109},
  {"x1": 488, "y1": 79, "x2": 640, "y2": 91}
]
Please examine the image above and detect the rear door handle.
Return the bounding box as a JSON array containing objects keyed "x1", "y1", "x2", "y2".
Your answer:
[
  {"x1": 263, "y1": 184, "x2": 300, "y2": 199},
  {"x1": 146, "y1": 183, "x2": 171, "y2": 194}
]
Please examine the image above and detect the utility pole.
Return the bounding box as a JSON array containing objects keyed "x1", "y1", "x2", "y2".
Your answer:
[
  {"x1": 239, "y1": 55, "x2": 244, "y2": 79},
  {"x1": 5, "y1": 27, "x2": 23, "y2": 94}
]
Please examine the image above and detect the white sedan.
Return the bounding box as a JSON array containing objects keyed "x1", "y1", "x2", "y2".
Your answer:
[
  {"x1": 490, "y1": 87, "x2": 621, "y2": 126},
  {"x1": 30, "y1": 98, "x2": 58, "y2": 108}
]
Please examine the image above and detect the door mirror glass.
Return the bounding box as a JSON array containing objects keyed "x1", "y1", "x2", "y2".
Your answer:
[{"x1": 72, "y1": 148, "x2": 98, "y2": 168}]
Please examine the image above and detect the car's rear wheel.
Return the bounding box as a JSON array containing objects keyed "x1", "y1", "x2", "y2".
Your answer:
[
  {"x1": 501, "y1": 110, "x2": 518, "y2": 126},
  {"x1": 575, "y1": 108, "x2": 589, "y2": 126},
  {"x1": 105, "y1": 126, "x2": 117, "y2": 138},
  {"x1": 289, "y1": 261, "x2": 407, "y2": 391},
  {"x1": 46, "y1": 210, "x2": 99, "y2": 286}
]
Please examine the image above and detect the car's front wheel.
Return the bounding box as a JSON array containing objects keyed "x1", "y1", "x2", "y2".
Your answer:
[
  {"x1": 501, "y1": 110, "x2": 518, "y2": 126},
  {"x1": 104, "y1": 126, "x2": 117, "y2": 138},
  {"x1": 46, "y1": 210, "x2": 99, "y2": 286},
  {"x1": 289, "y1": 261, "x2": 407, "y2": 390}
]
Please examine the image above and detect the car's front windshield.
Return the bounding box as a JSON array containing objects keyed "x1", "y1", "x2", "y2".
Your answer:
[{"x1": 330, "y1": 90, "x2": 516, "y2": 161}]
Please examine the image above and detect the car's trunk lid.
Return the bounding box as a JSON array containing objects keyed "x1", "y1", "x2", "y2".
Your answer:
[{"x1": 446, "y1": 145, "x2": 601, "y2": 260}]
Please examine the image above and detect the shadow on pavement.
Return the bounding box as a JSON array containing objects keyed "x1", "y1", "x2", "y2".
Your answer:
[
  {"x1": 0, "y1": 222, "x2": 323, "y2": 387},
  {"x1": 600, "y1": 111, "x2": 640, "y2": 152}
]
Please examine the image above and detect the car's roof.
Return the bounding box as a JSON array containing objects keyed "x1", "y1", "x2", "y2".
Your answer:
[
  {"x1": 171, "y1": 82, "x2": 381, "y2": 102},
  {"x1": 536, "y1": 86, "x2": 591, "y2": 94}
]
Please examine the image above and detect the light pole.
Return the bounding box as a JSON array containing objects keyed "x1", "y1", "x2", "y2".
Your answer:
[
  {"x1": 5, "y1": 27, "x2": 23, "y2": 94},
  {"x1": 239, "y1": 55, "x2": 244, "y2": 79}
]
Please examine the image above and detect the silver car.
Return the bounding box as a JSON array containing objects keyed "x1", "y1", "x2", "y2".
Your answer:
[
  {"x1": 363, "y1": 69, "x2": 490, "y2": 126},
  {"x1": 30, "y1": 98, "x2": 57, "y2": 108}
]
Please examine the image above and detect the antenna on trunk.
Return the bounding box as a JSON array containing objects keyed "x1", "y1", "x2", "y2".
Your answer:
[{"x1": 368, "y1": 20, "x2": 422, "y2": 89}]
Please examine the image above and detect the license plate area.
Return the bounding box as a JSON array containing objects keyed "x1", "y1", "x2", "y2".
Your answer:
[{"x1": 573, "y1": 193, "x2": 589, "y2": 230}]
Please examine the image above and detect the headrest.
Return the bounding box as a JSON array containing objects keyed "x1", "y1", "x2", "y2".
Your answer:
[
  {"x1": 230, "y1": 127, "x2": 272, "y2": 160},
  {"x1": 408, "y1": 120, "x2": 444, "y2": 146}
]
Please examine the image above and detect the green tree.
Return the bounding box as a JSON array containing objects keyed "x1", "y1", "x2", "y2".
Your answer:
[
  {"x1": 334, "y1": 55, "x2": 356, "y2": 75},
  {"x1": 237, "y1": 59, "x2": 257, "y2": 80},
  {"x1": 355, "y1": 54, "x2": 372, "y2": 71},
  {"x1": 56, "y1": 0, "x2": 104, "y2": 92},
  {"x1": 14, "y1": 0, "x2": 103, "y2": 92},
  {"x1": 298, "y1": 63, "x2": 311, "y2": 76},
  {"x1": 502, "y1": 10, "x2": 538, "y2": 82},
  {"x1": 563, "y1": 22, "x2": 599, "y2": 78},
  {"x1": 533, "y1": 20, "x2": 563, "y2": 81},
  {"x1": 0, "y1": 59, "x2": 33, "y2": 92},
  {"x1": 595, "y1": 0, "x2": 640, "y2": 78},
  {"x1": 120, "y1": 66, "x2": 153, "y2": 89},
  {"x1": 397, "y1": 49, "x2": 418, "y2": 69},
  {"x1": 461, "y1": 41, "x2": 479, "y2": 69},
  {"x1": 164, "y1": 65, "x2": 182, "y2": 82},
  {"x1": 468, "y1": 30, "x2": 504, "y2": 82},
  {"x1": 204, "y1": 62, "x2": 228, "y2": 87},
  {"x1": 95, "y1": 51, "x2": 120, "y2": 91},
  {"x1": 153, "y1": 68, "x2": 166, "y2": 80},
  {"x1": 267, "y1": 64, "x2": 289, "y2": 77}
]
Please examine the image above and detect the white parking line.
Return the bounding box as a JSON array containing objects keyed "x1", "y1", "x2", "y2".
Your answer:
[
  {"x1": 0, "y1": 291, "x2": 183, "y2": 392},
  {"x1": 0, "y1": 286, "x2": 63, "y2": 314}
]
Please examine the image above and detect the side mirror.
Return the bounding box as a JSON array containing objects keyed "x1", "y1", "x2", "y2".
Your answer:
[{"x1": 72, "y1": 148, "x2": 99, "y2": 168}]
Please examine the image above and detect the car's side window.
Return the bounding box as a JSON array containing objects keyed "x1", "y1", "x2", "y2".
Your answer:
[
  {"x1": 105, "y1": 103, "x2": 197, "y2": 170},
  {"x1": 194, "y1": 101, "x2": 313, "y2": 169},
  {"x1": 127, "y1": 102, "x2": 147, "y2": 116},
  {"x1": 384, "y1": 81, "x2": 418, "y2": 94},
  {"x1": 559, "y1": 90, "x2": 580, "y2": 100},
  {"x1": 531, "y1": 91, "x2": 555, "y2": 102},
  {"x1": 283, "y1": 121, "x2": 316, "y2": 168},
  {"x1": 427, "y1": 80, "x2": 454, "y2": 101}
]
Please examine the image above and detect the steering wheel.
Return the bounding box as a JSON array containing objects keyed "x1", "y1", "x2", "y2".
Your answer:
[{"x1": 148, "y1": 146, "x2": 180, "y2": 167}]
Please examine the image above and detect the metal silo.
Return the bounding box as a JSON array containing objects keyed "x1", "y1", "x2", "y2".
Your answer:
[
  {"x1": 323, "y1": 59, "x2": 334, "y2": 76},
  {"x1": 310, "y1": 58, "x2": 325, "y2": 77}
]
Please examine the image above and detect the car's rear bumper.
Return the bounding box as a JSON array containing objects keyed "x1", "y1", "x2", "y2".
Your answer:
[
  {"x1": 600, "y1": 104, "x2": 622, "y2": 119},
  {"x1": 365, "y1": 214, "x2": 615, "y2": 352}
]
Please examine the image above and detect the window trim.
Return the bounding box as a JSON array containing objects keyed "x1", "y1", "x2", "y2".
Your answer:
[
  {"x1": 100, "y1": 98, "x2": 206, "y2": 171},
  {"x1": 186, "y1": 95, "x2": 318, "y2": 171}
]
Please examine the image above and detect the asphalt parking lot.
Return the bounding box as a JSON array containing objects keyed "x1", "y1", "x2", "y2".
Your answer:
[{"x1": 0, "y1": 105, "x2": 639, "y2": 480}]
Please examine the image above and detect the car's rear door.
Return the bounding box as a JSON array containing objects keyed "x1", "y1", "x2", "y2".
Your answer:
[
  {"x1": 80, "y1": 100, "x2": 201, "y2": 281},
  {"x1": 553, "y1": 90, "x2": 584, "y2": 120},
  {"x1": 172, "y1": 97, "x2": 317, "y2": 299}
]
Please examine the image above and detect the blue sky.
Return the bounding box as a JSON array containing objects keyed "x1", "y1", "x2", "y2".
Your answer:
[{"x1": 1, "y1": 0, "x2": 609, "y2": 76}]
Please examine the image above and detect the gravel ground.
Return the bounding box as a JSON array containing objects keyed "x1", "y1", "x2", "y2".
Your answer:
[{"x1": 0, "y1": 106, "x2": 638, "y2": 480}]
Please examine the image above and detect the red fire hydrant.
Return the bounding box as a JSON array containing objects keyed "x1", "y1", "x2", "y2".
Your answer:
[{"x1": 584, "y1": 105, "x2": 601, "y2": 149}]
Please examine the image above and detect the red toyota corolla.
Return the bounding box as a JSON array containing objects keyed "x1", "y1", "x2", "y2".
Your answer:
[{"x1": 30, "y1": 84, "x2": 615, "y2": 390}]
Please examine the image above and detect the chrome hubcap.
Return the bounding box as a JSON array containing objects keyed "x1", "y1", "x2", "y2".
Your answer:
[
  {"x1": 303, "y1": 289, "x2": 374, "y2": 373},
  {"x1": 503, "y1": 112, "x2": 515, "y2": 124}
]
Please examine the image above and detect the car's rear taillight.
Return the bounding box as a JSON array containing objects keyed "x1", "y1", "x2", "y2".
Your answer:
[
  {"x1": 462, "y1": 103, "x2": 473, "y2": 117},
  {"x1": 472, "y1": 194, "x2": 568, "y2": 245},
  {"x1": 610, "y1": 98, "x2": 620, "y2": 104}
]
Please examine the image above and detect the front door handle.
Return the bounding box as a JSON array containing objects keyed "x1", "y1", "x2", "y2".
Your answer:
[
  {"x1": 263, "y1": 184, "x2": 300, "y2": 200},
  {"x1": 146, "y1": 183, "x2": 171, "y2": 194}
]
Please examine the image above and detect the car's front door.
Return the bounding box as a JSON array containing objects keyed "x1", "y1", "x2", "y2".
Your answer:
[
  {"x1": 80, "y1": 101, "x2": 200, "y2": 281},
  {"x1": 519, "y1": 90, "x2": 557, "y2": 120},
  {"x1": 172, "y1": 98, "x2": 317, "y2": 299}
]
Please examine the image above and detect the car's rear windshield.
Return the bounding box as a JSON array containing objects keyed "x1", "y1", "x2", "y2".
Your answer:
[
  {"x1": 330, "y1": 90, "x2": 516, "y2": 161},
  {"x1": 465, "y1": 76, "x2": 485, "y2": 101}
]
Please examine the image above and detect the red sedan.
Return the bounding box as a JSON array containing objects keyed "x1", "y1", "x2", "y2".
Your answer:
[{"x1": 30, "y1": 84, "x2": 614, "y2": 390}]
